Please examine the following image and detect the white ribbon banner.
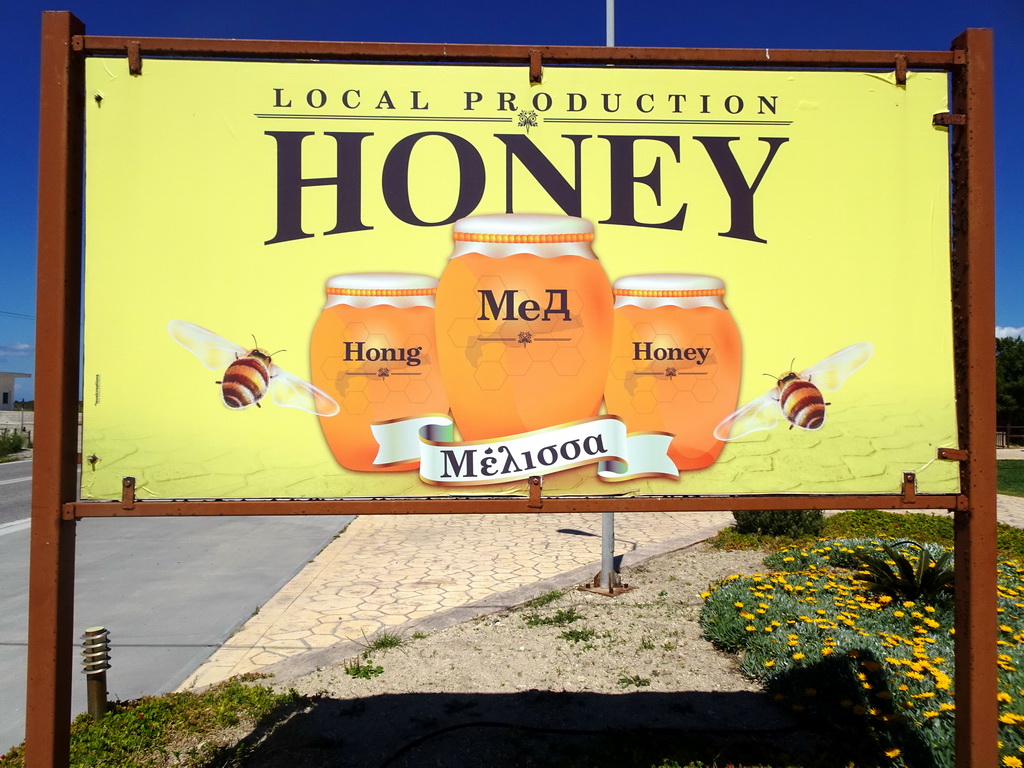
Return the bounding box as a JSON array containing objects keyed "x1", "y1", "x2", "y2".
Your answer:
[{"x1": 370, "y1": 414, "x2": 678, "y2": 486}]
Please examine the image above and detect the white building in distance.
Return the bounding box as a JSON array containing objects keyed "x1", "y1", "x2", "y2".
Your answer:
[{"x1": 0, "y1": 372, "x2": 30, "y2": 410}]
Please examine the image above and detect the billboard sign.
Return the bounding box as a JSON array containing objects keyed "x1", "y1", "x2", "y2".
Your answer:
[{"x1": 82, "y1": 59, "x2": 956, "y2": 499}]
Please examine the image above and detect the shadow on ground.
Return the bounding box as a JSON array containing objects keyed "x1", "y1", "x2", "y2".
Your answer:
[{"x1": 223, "y1": 689, "x2": 883, "y2": 768}]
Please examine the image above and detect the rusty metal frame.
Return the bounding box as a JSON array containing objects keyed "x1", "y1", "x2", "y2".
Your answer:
[{"x1": 28, "y1": 12, "x2": 996, "y2": 766}]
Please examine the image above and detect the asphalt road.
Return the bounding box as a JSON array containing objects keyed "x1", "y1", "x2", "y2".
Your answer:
[
  {"x1": 0, "y1": 458, "x2": 32, "y2": 528},
  {"x1": 0, "y1": 456, "x2": 352, "y2": 753}
]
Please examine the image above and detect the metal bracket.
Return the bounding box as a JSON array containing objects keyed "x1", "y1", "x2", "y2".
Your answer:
[
  {"x1": 529, "y1": 49, "x2": 543, "y2": 84},
  {"x1": 933, "y1": 112, "x2": 967, "y2": 126},
  {"x1": 901, "y1": 471, "x2": 917, "y2": 503},
  {"x1": 938, "y1": 447, "x2": 969, "y2": 462},
  {"x1": 527, "y1": 475, "x2": 543, "y2": 508},
  {"x1": 127, "y1": 41, "x2": 142, "y2": 75},
  {"x1": 578, "y1": 570, "x2": 636, "y2": 597},
  {"x1": 121, "y1": 477, "x2": 136, "y2": 510},
  {"x1": 895, "y1": 54, "x2": 908, "y2": 86}
]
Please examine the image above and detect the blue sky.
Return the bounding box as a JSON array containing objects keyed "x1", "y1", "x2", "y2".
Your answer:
[{"x1": 1, "y1": 0, "x2": 1021, "y2": 400}]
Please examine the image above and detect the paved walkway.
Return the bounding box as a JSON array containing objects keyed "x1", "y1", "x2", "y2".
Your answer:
[
  {"x1": 179, "y1": 510, "x2": 735, "y2": 688},
  {"x1": 179, "y1": 446, "x2": 1024, "y2": 690}
]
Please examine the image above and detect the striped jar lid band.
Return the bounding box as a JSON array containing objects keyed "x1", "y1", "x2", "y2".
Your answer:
[
  {"x1": 326, "y1": 287, "x2": 438, "y2": 297},
  {"x1": 453, "y1": 232, "x2": 595, "y2": 244},
  {"x1": 614, "y1": 288, "x2": 726, "y2": 298}
]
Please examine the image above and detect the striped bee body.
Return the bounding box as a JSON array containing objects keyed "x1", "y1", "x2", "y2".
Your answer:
[
  {"x1": 169, "y1": 320, "x2": 340, "y2": 417},
  {"x1": 777, "y1": 373, "x2": 827, "y2": 430},
  {"x1": 713, "y1": 343, "x2": 873, "y2": 442},
  {"x1": 219, "y1": 352, "x2": 272, "y2": 409}
]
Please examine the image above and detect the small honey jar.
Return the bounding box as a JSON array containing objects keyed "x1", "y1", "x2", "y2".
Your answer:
[
  {"x1": 434, "y1": 214, "x2": 613, "y2": 441},
  {"x1": 604, "y1": 274, "x2": 742, "y2": 470},
  {"x1": 311, "y1": 273, "x2": 449, "y2": 471}
]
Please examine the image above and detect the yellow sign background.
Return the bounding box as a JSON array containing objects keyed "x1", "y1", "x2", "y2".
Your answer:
[{"x1": 82, "y1": 58, "x2": 957, "y2": 499}]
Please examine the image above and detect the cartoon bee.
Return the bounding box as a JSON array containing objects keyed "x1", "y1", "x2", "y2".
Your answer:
[
  {"x1": 713, "y1": 342, "x2": 873, "y2": 441},
  {"x1": 168, "y1": 320, "x2": 339, "y2": 416}
]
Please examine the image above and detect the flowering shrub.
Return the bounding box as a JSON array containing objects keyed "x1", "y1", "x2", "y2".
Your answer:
[{"x1": 700, "y1": 538, "x2": 1024, "y2": 768}]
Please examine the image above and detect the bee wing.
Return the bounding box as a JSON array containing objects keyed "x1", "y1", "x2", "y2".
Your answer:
[
  {"x1": 800, "y1": 342, "x2": 874, "y2": 392},
  {"x1": 268, "y1": 367, "x2": 340, "y2": 417},
  {"x1": 713, "y1": 392, "x2": 780, "y2": 441},
  {"x1": 168, "y1": 320, "x2": 247, "y2": 370}
]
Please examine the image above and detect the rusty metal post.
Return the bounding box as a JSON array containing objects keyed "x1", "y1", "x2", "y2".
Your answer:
[
  {"x1": 25, "y1": 11, "x2": 86, "y2": 768},
  {"x1": 949, "y1": 28, "x2": 998, "y2": 768}
]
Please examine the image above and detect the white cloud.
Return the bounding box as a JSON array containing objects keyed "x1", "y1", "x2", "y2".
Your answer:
[
  {"x1": 0, "y1": 342, "x2": 33, "y2": 356},
  {"x1": 997, "y1": 327, "x2": 1024, "y2": 339}
]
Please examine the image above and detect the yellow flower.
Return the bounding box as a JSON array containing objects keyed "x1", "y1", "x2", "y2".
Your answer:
[
  {"x1": 734, "y1": 601, "x2": 744, "y2": 608},
  {"x1": 792, "y1": 652, "x2": 805, "y2": 660},
  {"x1": 764, "y1": 660, "x2": 775, "y2": 667},
  {"x1": 884, "y1": 747, "x2": 902, "y2": 758},
  {"x1": 1002, "y1": 756, "x2": 1023, "y2": 768},
  {"x1": 1000, "y1": 692, "x2": 1013, "y2": 704},
  {"x1": 700, "y1": 592, "x2": 710, "y2": 599}
]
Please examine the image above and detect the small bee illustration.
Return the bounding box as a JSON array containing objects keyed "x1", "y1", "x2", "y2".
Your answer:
[
  {"x1": 713, "y1": 342, "x2": 873, "y2": 441},
  {"x1": 168, "y1": 320, "x2": 339, "y2": 416}
]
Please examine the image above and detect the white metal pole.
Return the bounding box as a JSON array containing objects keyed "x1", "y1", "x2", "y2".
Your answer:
[{"x1": 600, "y1": 0, "x2": 616, "y2": 591}]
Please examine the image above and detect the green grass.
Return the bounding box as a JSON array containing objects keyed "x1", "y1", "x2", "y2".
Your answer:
[
  {"x1": 523, "y1": 607, "x2": 584, "y2": 627},
  {"x1": 999, "y1": 460, "x2": 1024, "y2": 497},
  {"x1": 559, "y1": 627, "x2": 598, "y2": 644},
  {"x1": 0, "y1": 676, "x2": 300, "y2": 768},
  {"x1": 362, "y1": 631, "x2": 406, "y2": 652},
  {"x1": 523, "y1": 590, "x2": 563, "y2": 609}
]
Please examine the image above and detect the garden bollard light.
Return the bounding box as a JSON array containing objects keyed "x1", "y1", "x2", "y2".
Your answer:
[{"x1": 81, "y1": 626, "x2": 111, "y2": 721}]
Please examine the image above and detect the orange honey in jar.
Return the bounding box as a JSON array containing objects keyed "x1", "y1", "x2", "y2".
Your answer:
[
  {"x1": 311, "y1": 273, "x2": 449, "y2": 471},
  {"x1": 435, "y1": 214, "x2": 613, "y2": 441},
  {"x1": 604, "y1": 274, "x2": 742, "y2": 470}
]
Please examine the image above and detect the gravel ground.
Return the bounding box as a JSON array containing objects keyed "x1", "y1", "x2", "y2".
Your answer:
[{"x1": 216, "y1": 543, "x2": 833, "y2": 768}]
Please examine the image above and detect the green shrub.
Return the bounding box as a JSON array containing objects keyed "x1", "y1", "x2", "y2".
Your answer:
[
  {"x1": 732, "y1": 509, "x2": 824, "y2": 538},
  {"x1": 852, "y1": 540, "x2": 954, "y2": 603},
  {"x1": 0, "y1": 430, "x2": 26, "y2": 459},
  {"x1": 700, "y1": 537, "x2": 1024, "y2": 768}
]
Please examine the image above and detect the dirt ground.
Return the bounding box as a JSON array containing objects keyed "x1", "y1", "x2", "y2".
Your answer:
[{"x1": 214, "y1": 543, "x2": 836, "y2": 768}]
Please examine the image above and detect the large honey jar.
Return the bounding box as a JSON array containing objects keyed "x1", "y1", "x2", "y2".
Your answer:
[
  {"x1": 311, "y1": 273, "x2": 449, "y2": 471},
  {"x1": 435, "y1": 214, "x2": 613, "y2": 441},
  {"x1": 604, "y1": 274, "x2": 741, "y2": 470}
]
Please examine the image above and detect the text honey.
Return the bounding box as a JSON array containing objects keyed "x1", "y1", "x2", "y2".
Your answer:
[
  {"x1": 311, "y1": 273, "x2": 449, "y2": 471},
  {"x1": 435, "y1": 214, "x2": 613, "y2": 441},
  {"x1": 604, "y1": 275, "x2": 742, "y2": 470}
]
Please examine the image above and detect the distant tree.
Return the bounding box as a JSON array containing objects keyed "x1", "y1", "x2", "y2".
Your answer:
[{"x1": 997, "y1": 336, "x2": 1024, "y2": 427}]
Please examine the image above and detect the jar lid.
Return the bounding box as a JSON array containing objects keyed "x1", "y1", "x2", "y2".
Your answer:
[
  {"x1": 325, "y1": 273, "x2": 438, "y2": 297},
  {"x1": 453, "y1": 214, "x2": 594, "y2": 244},
  {"x1": 613, "y1": 274, "x2": 725, "y2": 298}
]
